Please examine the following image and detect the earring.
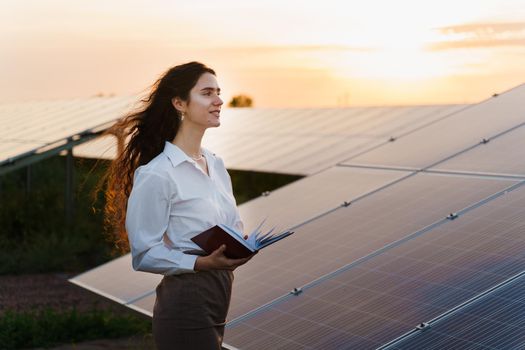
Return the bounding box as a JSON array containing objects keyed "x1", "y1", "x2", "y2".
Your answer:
[{"x1": 180, "y1": 112, "x2": 185, "y2": 121}]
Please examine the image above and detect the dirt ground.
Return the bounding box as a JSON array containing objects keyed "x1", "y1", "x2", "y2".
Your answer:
[{"x1": 0, "y1": 273, "x2": 156, "y2": 349}]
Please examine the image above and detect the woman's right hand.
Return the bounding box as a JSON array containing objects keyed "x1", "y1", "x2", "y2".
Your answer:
[{"x1": 194, "y1": 245, "x2": 253, "y2": 271}]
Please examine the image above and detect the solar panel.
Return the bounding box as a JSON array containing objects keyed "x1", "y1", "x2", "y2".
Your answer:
[
  {"x1": 382, "y1": 271, "x2": 525, "y2": 350},
  {"x1": 224, "y1": 181, "x2": 525, "y2": 349},
  {"x1": 226, "y1": 173, "x2": 517, "y2": 321},
  {"x1": 365, "y1": 105, "x2": 466, "y2": 139},
  {"x1": 222, "y1": 134, "x2": 381, "y2": 175},
  {"x1": 69, "y1": 254, "x2": 161, "y2": 305},
  {"x1": 239, "y1": 166, "x2": 409, "y2": 233},
  {"x1": 69, "y1": 166, "x2": 408, "y2": 315},
  {"x1": 1, "y1": 97, "x2": 129, "y2": 142},
  {"x1": 0, "y1": 95, "x2": 135, "y2": 166},
  {"x1": 342, "y1": 84, "x2": 525, "y2": 169},
  {"x1": 0, "y1": 141, "x2": 46, "y2": 161},
  {"x1": 73, "y1": 134, "x2": 119, "y2": 160},
  {"x1": 431, "y1": 123, "x2": 525, "y2": 178},
  {"x1": 128, "y1": 293, "x2": 155, "y2": 317}
]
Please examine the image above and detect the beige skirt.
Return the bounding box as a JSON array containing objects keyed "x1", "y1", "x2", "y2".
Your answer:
[{"x1": 152, "y1": 269, "x2": 233, "y2": 350}]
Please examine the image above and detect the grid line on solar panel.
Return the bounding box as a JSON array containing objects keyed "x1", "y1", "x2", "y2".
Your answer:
[
  {"x1": 381, "y1": 269, "x2": 525, "y2": 350},
  {"x1": 336, "y1": 163, "x2": 420, "y2": 173},
  {"x1": 224, "y1": 181, "x2": 525, "y2": 349},
  {"x1": 424, "y1": 169, "x2": 525, "y2": 181},
  {"x1": 340, "y1": 163, "x2": 525, "y2": 183}
]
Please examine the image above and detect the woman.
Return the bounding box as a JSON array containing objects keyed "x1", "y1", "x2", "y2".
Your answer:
[{"x1": 103, "y1": 61, "x2": 252, "y2": 349}]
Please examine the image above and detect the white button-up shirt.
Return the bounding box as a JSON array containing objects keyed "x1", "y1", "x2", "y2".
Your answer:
[{"x1": 125, "y1": 141, "x2": 244, "y2": 275}]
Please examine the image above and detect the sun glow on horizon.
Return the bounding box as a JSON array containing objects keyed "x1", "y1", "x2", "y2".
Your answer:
[{"x1": 1, "y1": 0, "x2": 525, "y2": 106}]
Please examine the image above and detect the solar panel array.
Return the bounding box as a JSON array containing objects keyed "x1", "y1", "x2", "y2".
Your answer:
[
  {"x1": 227, "y1": 174, "x2": 518, "y2": 321},
  {"x1": 67, "y1": 83, "x2": 525, "y2": 349},
  {"x1": 225, "y1": 181, "x2": 525, "y2": 349},
  {"x1": 74, "y1": 104, "x2": 466, "y2": 175},
  {"x1": 0, "y1": 95, "x2": 135, "y2": 166}
]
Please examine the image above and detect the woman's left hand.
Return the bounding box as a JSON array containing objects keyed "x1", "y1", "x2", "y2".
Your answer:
[{"x1": 194, "y1": 244, "x2": 254, "y2": 271}]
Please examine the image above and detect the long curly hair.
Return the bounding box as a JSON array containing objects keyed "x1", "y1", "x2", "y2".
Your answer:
[{"x1": 102, "y1": 61, "x2": 216, "y2": 251}]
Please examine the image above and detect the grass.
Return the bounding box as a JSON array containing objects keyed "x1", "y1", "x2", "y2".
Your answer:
[{"x1": 0, "y1": 308, "x2": 151, "y2": 349}]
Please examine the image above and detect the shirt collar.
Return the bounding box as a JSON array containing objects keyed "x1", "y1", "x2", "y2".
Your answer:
[{"x1": 163, "y1": 141, "x2": 212, "y2": 168}]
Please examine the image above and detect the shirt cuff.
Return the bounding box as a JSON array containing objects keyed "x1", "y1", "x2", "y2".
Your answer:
[{"x1": 179, "y1": 253, "x2": 198, "y2": 272}]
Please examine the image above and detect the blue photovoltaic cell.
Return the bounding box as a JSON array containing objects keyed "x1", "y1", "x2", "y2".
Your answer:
[
  {"x1": 388, "y1": 272, "x2": 525, "y2": 350},
  {"x1": 227, "y1": 174, "x2": 516, "y2": 321},
  {"x1": 224, "y1": 182, "x2": 525, "y2": 349}
]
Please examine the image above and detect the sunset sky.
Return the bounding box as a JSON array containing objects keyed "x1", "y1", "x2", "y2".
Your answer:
[{"x1": 2, "y1": 0, "x2": 525, "y2": 107}]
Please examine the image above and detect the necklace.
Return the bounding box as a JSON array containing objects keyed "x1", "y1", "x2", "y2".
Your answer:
[{"x1": 191, "y1": 153, "x2": 204, "y2": 161}]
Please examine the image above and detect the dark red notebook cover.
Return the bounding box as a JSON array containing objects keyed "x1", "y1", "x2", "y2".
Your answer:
[{"x1": 191, "y1": 225, "x2": 255, "y2": 259}]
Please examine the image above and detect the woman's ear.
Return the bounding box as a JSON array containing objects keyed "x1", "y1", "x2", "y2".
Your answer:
[{"x1": 171, "y1": 97, "x2": 185, "y2": 114}]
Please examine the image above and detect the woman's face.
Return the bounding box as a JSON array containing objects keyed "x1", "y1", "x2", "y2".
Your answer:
[{"x1": 179, "y1": 72, "x2": 223, "y2": 129}]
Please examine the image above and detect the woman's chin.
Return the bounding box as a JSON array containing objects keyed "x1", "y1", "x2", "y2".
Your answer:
[{"x1": 207, "y1": 120, "x2": 221, "y2": 128}]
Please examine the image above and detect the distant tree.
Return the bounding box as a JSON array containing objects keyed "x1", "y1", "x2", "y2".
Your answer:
[{"x1": 228, "y1": 94, "x2": 253, "y2": 107}]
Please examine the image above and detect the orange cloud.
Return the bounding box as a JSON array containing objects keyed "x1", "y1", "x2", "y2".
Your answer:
[
  {"x1": 438, "y1": 22, "x2": 525, "y2": 35},
  {"x1": 428, "y1": 22, "x2": 525, "y2": 50}
]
